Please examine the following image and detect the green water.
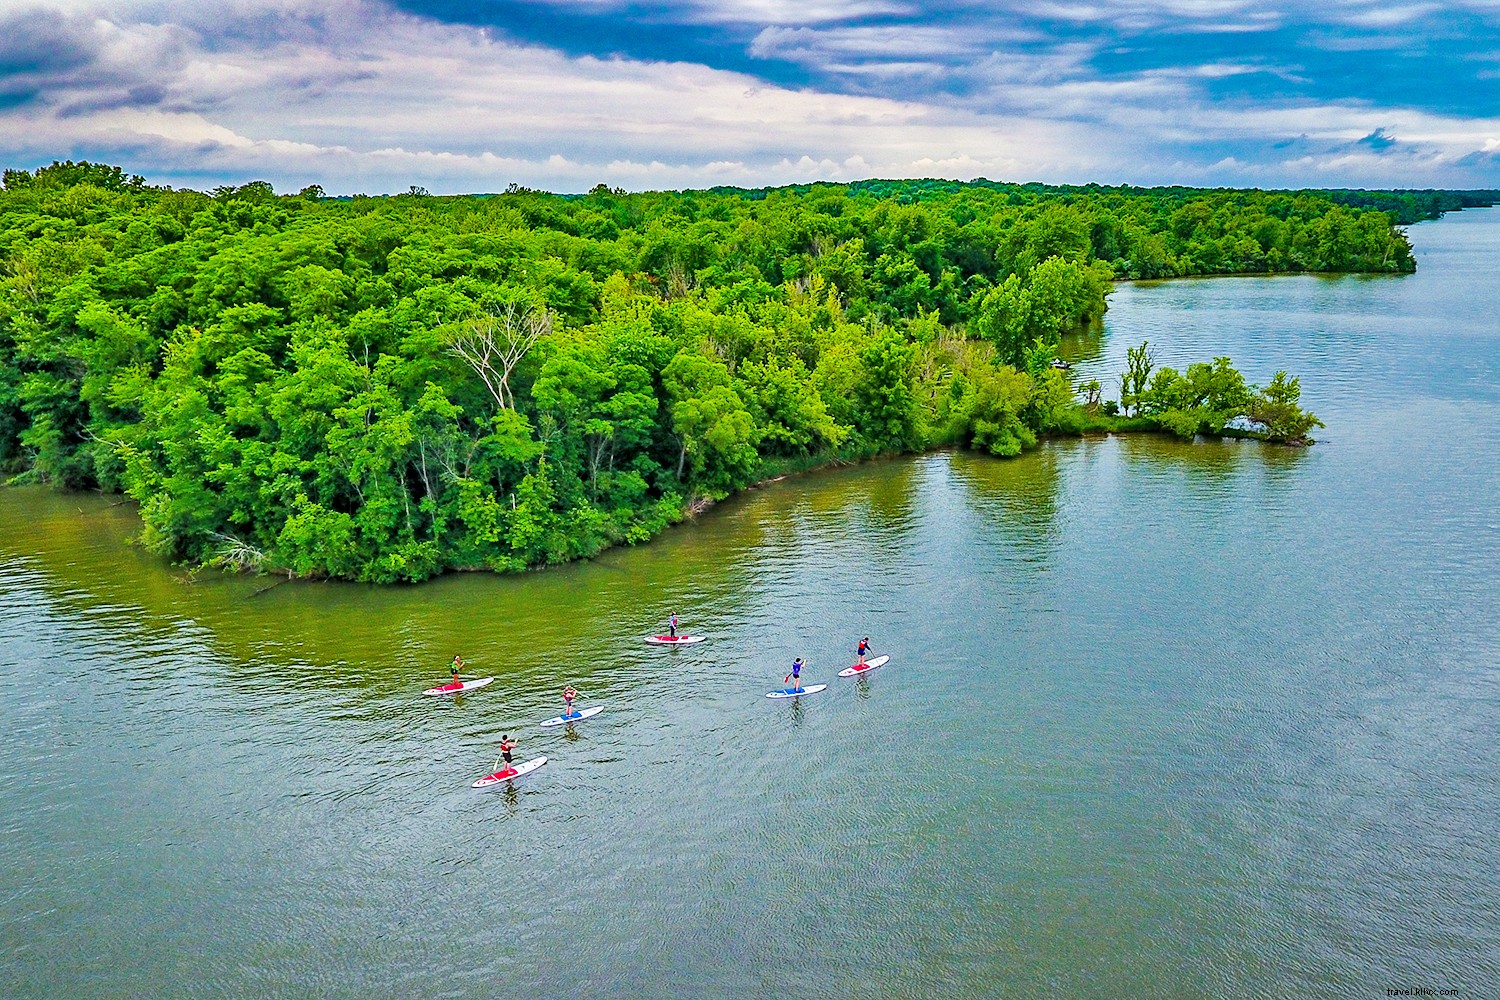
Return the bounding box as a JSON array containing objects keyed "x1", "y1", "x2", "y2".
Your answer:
[{"x1": 3, "y1": 212, "x2": 1499, "y2": 999}]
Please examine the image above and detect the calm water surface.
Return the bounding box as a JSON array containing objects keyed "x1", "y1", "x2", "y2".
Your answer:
[{"x1": 3, "y1": 212, "x2": 1499, "y2": 999}]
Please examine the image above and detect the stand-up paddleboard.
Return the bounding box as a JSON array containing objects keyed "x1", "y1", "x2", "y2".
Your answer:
[
  {"x1": 423, "y1": 677, "x2": 494, "y2": 696},
  {"x1": 645, "y1": 635, "x2": 705, "y2": 645},
  {"x1": 472, "y1": 756, "x2": 548, "y2": 787},
  {"x1": 837, "y1": 655, "x2": 890, "y2": 678},
  {"x1": 539, "y1": 705, "x2": 604, "y2": 728},
  {"x1": 766, "y1": 684, "x2": 827, "y2": 699}
]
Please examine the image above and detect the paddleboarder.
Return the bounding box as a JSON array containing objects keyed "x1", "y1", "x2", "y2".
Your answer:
[
  {"x1": 498, "y1": 734, "x2": 516, "y2": 774},
  {"x1": 857, "y1": 637, "x2": 872, "y2": 665},
  {"x1": 450, "y1": 654, "x2": 465, "y2": 684},
  {"x1": 563, "y1": 685, "x2": 577, "y2": 720},
  {"x1": 668, "y1": 613, "x2": 679, "y2": 638},
  {"x1": 786, "y1": 657, "x2": 805, "y2": 693}
]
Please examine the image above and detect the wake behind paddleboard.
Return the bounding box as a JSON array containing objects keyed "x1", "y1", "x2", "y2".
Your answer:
[
  {"x1": 645, "y1": 635, "x2": 704, "y2": 645},
  {"x1": 766, "y1": 684, "x2": 827, "y2": 699},
  {"x1": 539, "y1": 705, "x2": 604, "y2": 728},
  {"x1": 423, "y1": 677, "x2": 494, "y2": 696},
  {"x1": 837, "y1": 655, "x2": 890, "y2": 678},
  {"x1": 472, "y1": 756, "x2": 548, "y2": 787}
]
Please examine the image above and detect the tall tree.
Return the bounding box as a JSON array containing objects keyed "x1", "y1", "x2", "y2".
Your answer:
[{"x1": 447, "y1": 302, "x2": 552, "y2": 411}]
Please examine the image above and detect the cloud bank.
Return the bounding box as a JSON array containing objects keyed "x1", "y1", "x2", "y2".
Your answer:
[{"x1": 1, "y1": 0, "x2": 1498, "y2": 192}]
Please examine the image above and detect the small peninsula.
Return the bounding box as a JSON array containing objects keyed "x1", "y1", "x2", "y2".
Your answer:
[{"x1": 0, "y1": 162, "x2": 1489, "y2": 581}]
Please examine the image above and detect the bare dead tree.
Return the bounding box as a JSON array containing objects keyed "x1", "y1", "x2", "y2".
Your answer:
[
  {"x1": 207, "y1": 532, "x2": 268, "y2": 572},
  {"x1": 447, "y1": 302, "x2": 552, "y2": 410}
]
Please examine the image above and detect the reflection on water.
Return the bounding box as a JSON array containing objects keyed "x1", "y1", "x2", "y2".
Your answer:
[
  {"x1": 945, "y1": 446, "x2": 1065, "y2": 567},
  {"x1": 3, "y1": 210, "x2": 1500, "y2": 998},
  {"x1": 1111, "y1": 431, "x2": 1315, "y2": 503},
  {"x1": 1058, "y1": 312, "x2": 1107, "y2": 366}
]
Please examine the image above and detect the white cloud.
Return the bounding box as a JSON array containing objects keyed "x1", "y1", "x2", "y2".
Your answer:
[
  {"x1": 2, "y1": 0, "x2": 1100, "y2": 191},
  {"x1": 497, "y1": 0, "x2": 917, "y2": 26},
  {"x1": 1023, "y1": 0, "x2": 1274, "y2": 32},
  {"x1": 1330, "y1": 3, "x2": 1441, "y2": 28},
  {"x1": 2, "y1": 0, "x2": 1498, "y2": 192},
  {"x1": 750, "y1": 23, "x2": 1021, "y2": 63}
]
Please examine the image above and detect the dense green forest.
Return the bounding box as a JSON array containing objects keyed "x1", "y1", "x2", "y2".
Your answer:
[
  {"x1": 1324, "y1": 188, "x2": 1500, "y2": 225},
  {"x1": 0, "y1": 161, "x2": 1431, "y2": 580}
]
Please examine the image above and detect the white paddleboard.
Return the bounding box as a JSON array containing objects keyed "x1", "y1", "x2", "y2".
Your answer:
[
  {"x1": 423, "y1": 676, "x2": 494, "y2": 696},
  {"x1": 766, "y1": 684, "x2": 827, "y2": 699},
  {"x1": 838, "y1": 655, "x2": 890, "y2": 678},
  {"x1": 540, "y1": 705, "x2": 604, "y2": 728},
  {"x1": 645, "y1": 635, "x2": 704, "y2": 645},
  {"x1": 472, "y1": 756, "x2": 547, "y2": 787}
]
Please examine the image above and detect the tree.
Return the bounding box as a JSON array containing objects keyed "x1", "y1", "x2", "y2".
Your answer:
[
  {"x1": 963, "y1": 364, "x2": 1035, "y2": 457},
  {"x1": 971, "y1": 274, "x2": 1031, "y2": 368},
  {"x1": 1121, "y1": 341, "x2": 1156, "y2": 416},
  {"x1": 739, "y1": 357, "x2": 846, "y2": 455},
  {"x1": 661, "y1": 351, "x2": 759, "y2": 490},
  {"x1": 1079, "y1": 378, "x2": 1103, "y2": 414},
  {"x1": 1250, "y1": 372, "x2": 1324, "y2": 444},
  {"x1": 447, "y1": 302, "x2": 552, "y2": 411},
  {"x1": 856, "y1": 329, "x2": 921, "y2": 451}
]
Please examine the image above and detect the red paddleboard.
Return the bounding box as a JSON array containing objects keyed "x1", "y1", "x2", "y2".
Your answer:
[
  {"x1": 837, "y1": 655, "x2": 890, "y2": 678},
  {"x1": 472, "y1": 756, "x2": 547, "y2": 787},
  {"x1": 645, "y1": 635, "x2": 704, "y2": 645},
  {"x1": 423, "y1": 677, "x2": 494, "y2": 696}
]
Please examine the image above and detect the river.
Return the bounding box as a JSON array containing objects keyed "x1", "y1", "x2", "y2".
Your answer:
[{"x1": 2, "y1": 211, "x2": 1497, "y2": 999}]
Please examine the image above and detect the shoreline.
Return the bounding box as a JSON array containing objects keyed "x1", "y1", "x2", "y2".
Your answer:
[
  {"x1": 3, "y1": 420, "x2": 1304, "y2": 587},
  {"x1": 1115, "y1": 267, "x2": 1412, "y2": 286},
  {"x1": 682, "y1": 419, "x2": 1299, "y2": 526}
]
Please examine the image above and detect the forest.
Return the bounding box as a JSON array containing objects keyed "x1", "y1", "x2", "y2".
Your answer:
[{"x1": 0, "y1": 161, "x2": 1443, "y2": 581}]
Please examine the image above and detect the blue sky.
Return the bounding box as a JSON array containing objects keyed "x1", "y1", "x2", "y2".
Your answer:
[{"x1": 2, "y1": 0, "x2": 1498, "y2": 193}]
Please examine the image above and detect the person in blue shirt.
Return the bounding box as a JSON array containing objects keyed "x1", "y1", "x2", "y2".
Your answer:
[
  {"x1": 788, "y1": 657, "x2": 804, "y2": 692},
  {"x1": 668, "y1": 613, "x2": 679, "y2": 638}
]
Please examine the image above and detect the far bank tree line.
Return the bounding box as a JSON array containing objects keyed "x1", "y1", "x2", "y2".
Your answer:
[{"x1": 0, "y1": 161, "x2": 1425, "y2": 580}]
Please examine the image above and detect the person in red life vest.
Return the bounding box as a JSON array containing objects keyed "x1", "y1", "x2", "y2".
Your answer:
[
  {"x1": 857, "y1": 637, "x2": 872, "y2": 666},
  {"x1": 563, "y1": 686, "x2": 578, "y2": 720},
  {"x1": 498, "y1": 735, "x2": 516, "y2": 775},
  {"x1": 668, "y1": 613, "x2": 679, "y2": 638}
]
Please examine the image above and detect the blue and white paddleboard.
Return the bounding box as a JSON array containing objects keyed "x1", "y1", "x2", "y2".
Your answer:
[
  {"x1": 837, "y1": 655, "x2": 890, "y2": 678},
  {"x1": 539, "y1": 705, "x2": 604, "y2": 728},
  {"x1": 766, "y1": 684, "x2": 827, "y2": 699},
  {"x1": 472, "y1": 756, "x2": 547, "y2": 787}
]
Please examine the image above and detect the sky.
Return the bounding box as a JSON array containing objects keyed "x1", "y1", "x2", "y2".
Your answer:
[{"x1": 2, "y1": 0, "x2": 1499, "y2": 194}]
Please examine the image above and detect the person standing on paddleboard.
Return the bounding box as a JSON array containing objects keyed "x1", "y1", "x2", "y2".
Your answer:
[
  {"x1": 450, "y1": 654, "x2": 465, "y2": 684},
  {"x1": 857, "y1": 637, "x2": 872, "y2": 665},
  {"x1": 787, "y1": 657, "x2": 804, "y2": 692},
  {"x1": 499, "y1": 735, "x2": 516, "y2": 773},
  {"x1": 669, "y1": 613, "x2": 679, "y2": 638},
  {"x1": 563, "y1": 686, "x2": 577, "y2": 719}
]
